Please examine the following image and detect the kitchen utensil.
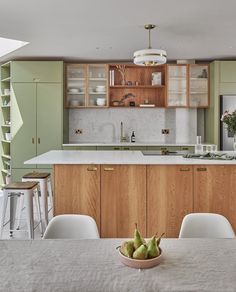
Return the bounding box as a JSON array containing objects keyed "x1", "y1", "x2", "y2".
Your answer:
[
  {"x1": 5, "y1": 133, "x2": 12, "y2": 141},
  {"x1": 69, "y1": 88, "x2": 79, "y2": 94},
  {"x1": 95, "y1": 85, "x2": 105, "y2": 93}
]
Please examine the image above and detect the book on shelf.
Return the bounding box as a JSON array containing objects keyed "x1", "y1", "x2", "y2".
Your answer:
[{"x1": 109, "y1": 70, "x2": 114, "y2": 86}]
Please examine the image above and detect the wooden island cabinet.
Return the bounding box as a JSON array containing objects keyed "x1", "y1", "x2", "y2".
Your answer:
[
  {"x1": 53, "y1": 163, "x2": 236, "y2": 238},
  {"x1": 147, "y1": 165, "x2": 193, "y2": 238}
]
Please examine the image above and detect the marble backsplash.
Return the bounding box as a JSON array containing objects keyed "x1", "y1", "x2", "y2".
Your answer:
[{"x1": 68, "y1": 108, "x2": 198, "y2": 144}]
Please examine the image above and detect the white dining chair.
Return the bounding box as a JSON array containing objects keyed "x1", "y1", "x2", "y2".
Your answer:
[
  {"x1": 43, "y1": 214, "x2": 100, "y2": 239},
  {"x1": 179, "y1": 213, "x2": 235, "y2": 238}
]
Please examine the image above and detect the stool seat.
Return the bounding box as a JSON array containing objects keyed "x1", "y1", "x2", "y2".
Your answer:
[
  {"x1": 23, "y1": 172, "x2": 50, "y2": 179},
  {"x1": 4, "y1": 182, "x2": 38, "y2": 190}
]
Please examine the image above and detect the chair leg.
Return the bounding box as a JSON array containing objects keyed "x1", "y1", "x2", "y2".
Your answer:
[
  {"x1": 47, "y1": 178, "x2": 53, "y2": 215},
  {"x1": 39, "y1": 179, "x2": 48, "y2": 231},
  {"x1": 0, "y1": 190, "x2": 8, "y2": 238},
  {"x1": 16, "y1": 195, "x2": 24, "y2": 230},
  {"x1": 34, "y1": 186, "x2": 43, "y2": 236},
  {"x1": 24, "y1": 190, "x2": 34, "y2": 240},
  {"x1": 9, "y1": 193, "x2": 18, "y2": 237}
]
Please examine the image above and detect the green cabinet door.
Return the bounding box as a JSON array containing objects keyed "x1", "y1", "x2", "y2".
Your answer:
[
  {"x1": 11, "y1": 61, "x2": 63, "y2": 83},
  {"x1": 11, "y1": 83, "x2": 37, "y2": 168},
  {"x1": 36, "y1": 83, "x2": 63, "y2": 168},
  {"x1": 220, "y1": 61, "x2": 236, "y2": 83}
]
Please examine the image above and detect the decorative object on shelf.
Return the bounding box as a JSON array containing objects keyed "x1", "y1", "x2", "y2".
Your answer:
[
  {"x1": 202, "y1": 69, "x2": 208, "y2": 78},
  {"x1": 116, "y1": 65, "x2": 126, "y2": 85},
  {"x1": 70, "y1": 99, "x2": 80, "y2": 107},
  {"x1": 133, "y1": 24, "x2": 167, "y2": 66},
  {"x1": 135, "y1": 81, "x2": 139, "y2": 86},
  {"x1": 119, "y1": 93, "x2": 135, "y2": 106},
  {"x1": 95, "y1": 85, "x2": 106, "y2": 93},
  {"x1": 129, "y1": 101, "x2": 135, "y2": 107},
  {"x1": 127, "y1": 81, "x2": 133, "y2": 86},
  {"x1": 221, "y1": 110, "x2": 236, "y2": 150},
  {"x1": 112, "y1": 100, "x2": 120, "y2": 107},
  {"x1": 152, "y1": 72, "x2": 162, "y2": 85},
  {"x1": 109, "y1": 70, "x2": 115, "y2": 86}
]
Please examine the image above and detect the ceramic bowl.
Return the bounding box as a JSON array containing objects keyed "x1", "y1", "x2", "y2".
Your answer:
[
  {"x1": 69, "y1": 88, "x2": 79, "y2": 94},
  {"x1": 95, "y1": 86, "x2": 105, "y2": 93},
  {"x1": 96, "y1": 98, "x2": 106, "y2": 106},
  {"x1": 70, "y1": 100, "x2": 80, "y2": 107},
  {"x1": 118, "y1": 248, "x2": 163, "y2": 269}
]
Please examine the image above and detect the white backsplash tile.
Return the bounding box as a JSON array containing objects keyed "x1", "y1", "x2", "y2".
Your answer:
[{"x1": 69, "y1": 108, "x2": 197, "y2": 144}]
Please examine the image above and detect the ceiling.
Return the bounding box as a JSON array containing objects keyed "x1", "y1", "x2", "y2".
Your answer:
[{"x1": 1, "y1": 0, "x2": 236, "y2": 62}]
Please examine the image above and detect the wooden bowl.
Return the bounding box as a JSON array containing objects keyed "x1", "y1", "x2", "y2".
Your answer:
[{"x1": 118, "y1": 248, "x2": 163, "y2": 269}]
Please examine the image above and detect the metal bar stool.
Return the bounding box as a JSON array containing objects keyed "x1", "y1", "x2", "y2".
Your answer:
[
  {"x1": 0, "y1": 182, "x2": 43, "y2": 239},
  {"x1": 20, "y1": 172, "x2": 53, "y2": 231}
]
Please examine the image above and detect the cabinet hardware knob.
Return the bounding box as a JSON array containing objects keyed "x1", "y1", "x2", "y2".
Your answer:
[
  {"x1": 38, "y1": 138, "x2": 40, "y2": 144},
  {"x1": 104, "y1": 167, "x2": 114, "y2": 171},
  {"x1": 197, "y1": 167, "x2": 207, "y2": 171},
  {"x1": 180, "y1": 168, "x2": 190, "y2": 171},
  {"x1": 32, "y1": 138, "x2": 35, "y2": 144},
  {"x1": 87, "y1": 167, "x2": 97, "y2": 171}
]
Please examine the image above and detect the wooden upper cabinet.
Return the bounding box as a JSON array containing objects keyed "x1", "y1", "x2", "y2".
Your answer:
[
  {"x1": 194, "y1": 165, "x2": 236, "y2": 232},
  {"x1": 11, "y1": 61, "x2": 63, "y2": 83},
  {"x1": 147, "y1": 165, "x2": 193, "y2": 238},
  {"x1": 101, "y1": 165, "x2": 146, "y2": 238},
  {"x1": 54, "y1": 165, "x2": 101, "y2": 230},
  {"x1": 109, "y1": 64, "x2": 166, "y2": 108},
  {"x1": 167, "y1": 64, "x2": 188, "y2": 107},
  {"x1": 189, "y1": 64, "x2": 209, "y2": 108}
]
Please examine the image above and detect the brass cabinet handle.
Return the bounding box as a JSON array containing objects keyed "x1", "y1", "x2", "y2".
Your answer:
[
  {"x1": 197, "y1": 167, "x2": 207, "y2": 171},
  {"x1": 38, "y1": 138, "x2": 40, "y2": 144},
  {"x1": 104, "y1": 167, "x2": 114, "y2": 171},
  {"x1": 87, "y1": 167, "x2": 97, "y2": 171},
  {"x1": 182, "y1": 147, "x2": 189, "y2": 150},
  {"x1": 32, "y1": 138, "x2": 35, "y2": 144},
  {"x1": 123, "y1": 147, "x2": 130, "y2": 150},
  {"x1": 113, "y1": 147, "x2": 120, "y2": 150},
  {"x1": 179, "y1": 167, "x2": 190, "y2": 171}
]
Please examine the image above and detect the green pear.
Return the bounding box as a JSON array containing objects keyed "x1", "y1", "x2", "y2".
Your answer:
[
  {"x1": 133, "y1": 244, "x2": 148, "y2": 260},
  {"x1": 147, "y1": 236, "x2": 160, "y2": 258},
  {"x1": 156, "y1": 232, "x2": 165, "y2": 247},
  {"x1": 133, "y1": 223, "x2": 144, "y2": 250},
  {"x1": 120, "y1": 240, "x2": 134, "y2": 258}
]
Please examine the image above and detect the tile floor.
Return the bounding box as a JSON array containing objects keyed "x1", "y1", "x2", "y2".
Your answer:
[{"x1": 0, "y1": 190, "x2": 53, "y2": 239}]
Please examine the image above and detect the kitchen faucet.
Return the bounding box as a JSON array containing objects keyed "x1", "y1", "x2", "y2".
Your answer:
[{"x1": 120, "y1": 122, "x2": 127, "y2": 142}]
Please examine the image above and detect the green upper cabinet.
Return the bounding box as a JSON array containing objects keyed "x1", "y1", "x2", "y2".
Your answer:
[
  {"x1": 37, "y1": 83, "x2": 63, "y2": 155},
  {"x1": 11, "y1": 83, "x2": 37, "y2": 168},
  {"x1": 220, "y1": 61, "x2": 236, "y2": 83},
  {"x1": 11, "y1": 61, "x2": 63, "y2": 83}
]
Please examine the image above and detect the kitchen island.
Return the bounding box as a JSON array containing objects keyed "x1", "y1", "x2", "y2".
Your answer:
[{"x1": 25, "y1": 150, "x2": 236, "y2": 238}]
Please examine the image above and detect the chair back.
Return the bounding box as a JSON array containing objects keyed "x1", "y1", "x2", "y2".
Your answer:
[
  {"x1": 179, "y1": 213, "x2": 235, "y2": 238},
  {"x1": 43, "y1": 214, "x2": 100, "y2": 239}
]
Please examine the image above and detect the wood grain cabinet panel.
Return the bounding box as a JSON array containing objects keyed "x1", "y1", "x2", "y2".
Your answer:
[
  {"x1": 101, "y1": 165, "x2": 146, "y2": 238},
  {"x1": 54, "y1": 165, "x2": 101, "y2": 230},
  {"x1": 147, "y1": 165, "x2": 193, "y2": 238},
  {"x1": 194, "y1": 165, "x2": 236, "y2": 232}
]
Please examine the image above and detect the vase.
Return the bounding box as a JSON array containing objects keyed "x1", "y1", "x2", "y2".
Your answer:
[
  {"x1": 234, "y1": 134, "x2": 236, "y2": 151},
  {"x1": 121, "y1": 78, "x2": 126, "y2": 86}
]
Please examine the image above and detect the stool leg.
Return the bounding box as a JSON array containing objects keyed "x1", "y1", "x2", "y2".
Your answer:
[
  {"x1": 0, "y1": 190, "x2": 8, "y2": 238},
  {"x1": 16, "y1": 195, "x2": 24, "y2": 230},
  {"x1": 24, "y1": 190, "x2": 34, "y2": 240},
  {"x1": 34, "y1": 186, "x2": 43, "y2": 236},
  {"x1": 9, "y1": 193, "x2": 18, "y2": 237},
  {"x1": 39, "y1": 179, "x2": 48, "y2": 231},
  {"x1": 47, "y1": 177, "x2": 53, "y2": 215}
]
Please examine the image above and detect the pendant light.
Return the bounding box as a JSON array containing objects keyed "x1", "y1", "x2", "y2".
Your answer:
[{"x1": 133, "y1": 24, "x2": 167, "y2": 66}]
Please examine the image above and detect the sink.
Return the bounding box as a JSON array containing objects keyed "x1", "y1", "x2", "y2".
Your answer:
[{"x1": 142, "y1": 151, "x2": 185, "y2": 156}]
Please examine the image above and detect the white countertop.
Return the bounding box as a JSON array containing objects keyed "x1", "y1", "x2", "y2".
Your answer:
[
  {"x1": 25, "y1": 150, "x2": 236, "y2": 165},
  {"x1": 63, "y1": 142, "x2": 197, "y2": 147}
]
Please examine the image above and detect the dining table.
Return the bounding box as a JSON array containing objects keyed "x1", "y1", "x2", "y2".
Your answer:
[{"x1": 0, "y1": 238, "x2": 236, "y2": 292}]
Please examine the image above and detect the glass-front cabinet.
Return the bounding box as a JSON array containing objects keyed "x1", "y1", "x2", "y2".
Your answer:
[
  {"x1": 88, "y1": 64, "x2": 108, "y2": 107},
  {"x1": 65, "y1": 64, "x2": 108, "y2": 108},
  {"x1": 189, "y1": 64, "x2": 209, "y2": 107},
  {"x1": 66, "y1": 64, "x2": 86, "y2": 107},
  {"x1": 167, "y1": 65, "x2": 188, "y2": 107}
]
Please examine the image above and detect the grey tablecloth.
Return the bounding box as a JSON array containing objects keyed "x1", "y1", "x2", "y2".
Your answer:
[{"x1": 0, "y1": 238, "x2": 236, "y2": 292}]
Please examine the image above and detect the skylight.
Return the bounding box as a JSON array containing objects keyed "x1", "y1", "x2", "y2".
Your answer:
[{"x1": 0, "y1": 37, "x2": 29, "y2": 57}]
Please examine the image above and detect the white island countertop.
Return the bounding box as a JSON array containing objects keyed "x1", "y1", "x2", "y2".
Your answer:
[
  {"x1": 63, "y1": 142, "x2": 197, "y2": 147},
  {"x1": 25, "y1": 150, "x2": 236, "y2": 165}
]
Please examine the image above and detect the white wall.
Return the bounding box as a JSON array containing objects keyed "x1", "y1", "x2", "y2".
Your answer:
[{"x1": 69, "y1": 108, "x2": 197, "y2": 144}]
